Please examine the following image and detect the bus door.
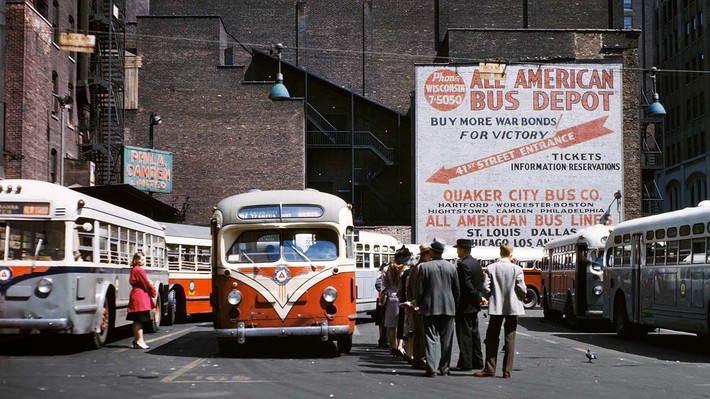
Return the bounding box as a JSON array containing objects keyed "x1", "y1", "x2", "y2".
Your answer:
[
  {"x1": 574, "y1": 244, "x2": 588, "y2": 317},
  {"x1": 631, "y1": 234, "x2": 642, "y2": 323}
]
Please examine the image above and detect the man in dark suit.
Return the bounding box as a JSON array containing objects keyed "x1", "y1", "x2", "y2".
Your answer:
[
  {"x1": 453, "y1": 238, "x2": 484, "y2": 372},
  {"x1": 416, "y1": 238, "x2": 460, "y2": 377}
]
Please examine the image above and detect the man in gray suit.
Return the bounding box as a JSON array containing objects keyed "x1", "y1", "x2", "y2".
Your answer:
[
  {"x1": 474, "y1": 242, "x2": 526, "y2": 379},
  {"x1": 416, "y1": 238, "x2": 460, "y2": 377}
]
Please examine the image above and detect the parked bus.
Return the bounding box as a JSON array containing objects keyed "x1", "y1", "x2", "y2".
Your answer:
[
  {"x1": 540, "y1": 224, "x2": 612, "y2": 326},
  {"x1": 470, "y1": 246, "x2": 544, "y2": 309},
  {"x1": 354, "y1": 230, "x2": 400, "y2": 316},
  {"x1": 603, "y1": 201, "x2": 710, "y2": 338},
  {"x1": 211, "y1": 189, "x2": 356, "y2": 354},
  {"x1": 0, "y1": 179, "x2": 168, "y2": 349},
  {"x1": 163, "y1": 222, "x2": 212, "y2": 324}
]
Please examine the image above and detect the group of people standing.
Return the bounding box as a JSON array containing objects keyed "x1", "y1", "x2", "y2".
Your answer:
[{"x1": 376, "y1": 239, "x2": 527, "y2": 379}]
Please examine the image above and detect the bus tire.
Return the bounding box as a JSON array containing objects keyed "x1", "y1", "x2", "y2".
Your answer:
[
  {"x1": 163, "y1": 290, "x2": 177, "y2": 326},
  {"x1": 542, "y1": 289, "x2": 562, "y2": 321},
  {"x1": 613, "y1": 297, "x2": 633, "y2": 338},
  {"x1": 86, "y1": 300, "x2": 111, "y2": 350},
  {"x1": 564, "y1": 295, "x2": 579, "y2": 328},
  {"x1": 523, "y1": 288, "x2": 538, "y2": 309},
  {"x1": 337, "y1": 335, "x2": 353, "y2": 354},
  {"x1": 145, "y1": 295, "x2": 161, "y2": 334}
]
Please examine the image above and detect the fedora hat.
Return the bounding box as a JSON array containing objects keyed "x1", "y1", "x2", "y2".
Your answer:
[
  {"x1": 394, "y1": 245, "x2": 412, "y2": 264},
  {"x1": 429, "y1": 238, "x2": 446, "y2": 253},
  {"x1": 454, "y1": 238, "x2": 473, "y2": 248},
  {"x1": 418, "y1": 244, "x2": 431, "y2": 254}
]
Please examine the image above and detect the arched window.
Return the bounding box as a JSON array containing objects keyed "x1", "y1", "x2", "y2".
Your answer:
[
  {"x1": 686, "y1": 173, "x2": 708, "y2": 206},
  {"x1": 665, "y1": 180, "x2": 681, "y2": 211}
]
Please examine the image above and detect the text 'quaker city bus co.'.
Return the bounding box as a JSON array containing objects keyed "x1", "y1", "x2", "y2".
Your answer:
[{"x1": 414, "y1": 64, "x2": 624, "y2": 247}]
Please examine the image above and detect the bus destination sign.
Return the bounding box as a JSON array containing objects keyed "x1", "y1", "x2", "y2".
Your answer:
[{"x1": 0, "y1": 202, "x2": 51, "y2": 215}]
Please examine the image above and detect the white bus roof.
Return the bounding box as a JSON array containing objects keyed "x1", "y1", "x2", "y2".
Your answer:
[{"x1": 544, "y1": 224, "x2": 614, "y2": 250}]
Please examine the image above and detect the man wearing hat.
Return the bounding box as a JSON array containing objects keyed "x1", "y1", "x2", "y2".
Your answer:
[
  {"x1": 406, "y1": 244, "x2": 432, "y2": 369},
  {"x1": 453, "y1": 238, "x2": 484, "y2": 372},
  {"x1": 416, "y1": 238, "x2": 460, "y2": 377}
]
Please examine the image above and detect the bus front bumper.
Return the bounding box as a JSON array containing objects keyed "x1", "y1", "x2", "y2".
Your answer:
[
  {"x1": 0, "y1": 318, "x2": 71, "y2": 330},
  {"x1": 584, "y1": 310, "x2": 603, "y2": 319},
  {"x1": 214, "y1": 320, "x2": 350, "y2": 344}
]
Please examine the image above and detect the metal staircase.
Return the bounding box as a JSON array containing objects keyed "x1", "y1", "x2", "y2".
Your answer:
[
  {"x1": 306, "y1": 103, "x2": 397, "y2": 166},
  {"x1": 81, "y1": 0, "x2": 126, "y2": 185}
]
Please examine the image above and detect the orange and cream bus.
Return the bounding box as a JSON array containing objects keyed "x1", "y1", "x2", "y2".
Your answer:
[
  {"x1": 211, "y1": 189, "x2": 356, "y2": 354},
  {"x1": 0, "y1": 179, "x2": 168, "y2": 349},
  {"x1": 163, "y1": 222, "x2": 212, "y2": 324},
  {"x1": 470, "y1": 246, "x2": 544, "y2": 309},
  {"x1": 603, "y1": 201, "x2": 710, "y2": 338},
  {"x1": 541, "y1": 224, "x2": 612, "y2": 326}
]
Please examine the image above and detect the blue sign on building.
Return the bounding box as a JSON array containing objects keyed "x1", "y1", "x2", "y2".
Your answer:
[{"x1": 123, "y1": 145, "x2": 173, "y2": 193}]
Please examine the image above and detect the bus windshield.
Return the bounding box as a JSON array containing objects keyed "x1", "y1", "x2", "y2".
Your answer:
[
  {"x1": 0, "y1": 221, "x2": 66, "y2": 261},
  {"x1": 226, "y1": 228, "x2": 338, "y2": 263}
]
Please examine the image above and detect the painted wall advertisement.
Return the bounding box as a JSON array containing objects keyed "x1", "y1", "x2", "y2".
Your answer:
[
  {"x1": 414, "y1": 63, "x2": 624, "y2": 248},
  {"x1": 123, "y1": 145, "x2": 173, "y2": 193}
]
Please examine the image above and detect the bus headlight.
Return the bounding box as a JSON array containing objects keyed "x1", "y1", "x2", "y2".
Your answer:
[
  {"x1": 593, "y1": 285, "x2": 603, "y2": 296},
  {"x1": 227, "y1": 289, "x2": 242, "y2": 305},
  {"x1": 37, "y1": 278, "x2": 53, "y2": 294},
  {"x1": 322, "y1": 286, "x2": 337, "y2": 303}
]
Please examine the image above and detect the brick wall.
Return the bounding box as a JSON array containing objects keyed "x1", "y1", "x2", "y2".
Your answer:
[
  {"x1": 4, "y1": 1, "x2": 78, "y2": 182},
  {"x1": 132, "y1": 16, "x2": 305, "y2": 225}
]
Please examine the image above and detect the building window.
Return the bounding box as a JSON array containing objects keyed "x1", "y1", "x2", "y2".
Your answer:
[
  {"x1": 666, "y1": 182, "x2": 681, "y2": 211},
  {"x1": 52, "y1": 0, "x2": 60, "y2": 44},
  {"x1": 624, "y1": 16, "x2": 633, "y2": 29},
  {"x1": 50, "y1": 149, "x2": 58, "y2": 183},
  {"x1": 624, "y1": 0, "x2": 632, "y2": 10},
  {"x1": 67, "y1": 83, "x2": 74, "y2": 126},
  {"x1": 686, "y1": 174, "x2": 708, "y2": 206},
  {"x1": 68, "y1": 15, "x2": 76, "y2": 60},
  {"x1": 36, "y1": 0, "x2": 49, "y2": 19},
  {"x1": 52, "y1": 71, "x2": 59, "y2": 115}
]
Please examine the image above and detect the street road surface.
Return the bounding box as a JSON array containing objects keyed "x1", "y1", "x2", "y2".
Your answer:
[{"x1": 2, "y1": 310, "x2": 709, "y2": 399}]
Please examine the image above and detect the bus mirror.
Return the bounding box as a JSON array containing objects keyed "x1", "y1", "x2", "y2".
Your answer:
[{"x1": 76, "y1": 222, "x2": 93, "y2": 232}]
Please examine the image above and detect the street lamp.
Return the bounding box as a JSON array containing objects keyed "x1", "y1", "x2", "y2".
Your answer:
[
  {"x1": 55, "y1": 94, "x2": 73, "y2": 186},
  {"x1": 646, "y1": 67, "x2": 666, "y2": 118},
  {"x1": 149, "y1": 112, "x2": 162, "y2": 149},
  {"x1": 269, "y1": 43, "x2": 290, "y2": 101},
  {"x1": 599, "y1": 190, "x2": 622, "y2": 225}
]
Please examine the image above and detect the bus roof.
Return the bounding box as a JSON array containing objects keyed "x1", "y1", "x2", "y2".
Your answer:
[
  {"x1": 609, "y1": 201, "x2": 710, "y2": 237},
  {"x1": 162, "y1": 222, "x2": 210, "y2": 239},
  {"x1": 0, "y1": 179, "x2": 163, "y2": 233},
  {"x1": 216, "y1": 189, "x2": 351, "y2": 225},
  {"x1": 544, "y1": 224, "x2": 613, "y2": 250}
]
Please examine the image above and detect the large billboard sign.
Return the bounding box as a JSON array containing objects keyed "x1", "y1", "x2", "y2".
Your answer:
[
  {"x1": 414, "y1": 63, "x2": 624, "y2": 247},
  {"x1": 123, "y1": 146, "x2": 173, "y2": 193}
]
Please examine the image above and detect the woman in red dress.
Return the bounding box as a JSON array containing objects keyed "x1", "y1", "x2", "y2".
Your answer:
[{"x1": 127, "y1": 252, "x2": 156, "y2": 349}]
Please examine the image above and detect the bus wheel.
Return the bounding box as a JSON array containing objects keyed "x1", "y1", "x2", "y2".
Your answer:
[
  {"x1": 542, "y1": 290, "x2": 562, "y2": 321},
  {"x1": 162, "y1": 290, "x2": 177, "y2": 326},
  {"x1": 613, "y1": 298, "x2": 633, "y2": 337},
  {"x1": 146, "y1": 296, "x2": 161, "y2": 333},
  {"x1": 564, "y1": 296, "x2": 579, "y2": 328},
  {"x1": 523, "y1": 288, "x2": 538, "y2": 310},
  {"x1": 337, "y1": 335, "x2": 353, "y2": 354},
  {"x1": 87, "y1": 300, "x2": 110, "y2": 350}
]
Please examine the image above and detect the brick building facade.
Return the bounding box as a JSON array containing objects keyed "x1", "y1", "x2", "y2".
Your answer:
[
  {"x1": 3, "y1": 0, "x2": 643, "y2": 238},
  {"x1": 4, "y1": 0, "x2": 80, "y2": 181}
]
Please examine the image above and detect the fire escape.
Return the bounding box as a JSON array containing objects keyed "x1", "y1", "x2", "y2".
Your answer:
[
  {"x1": 641, "y1": 120, "x2": 664, "y2": 216},
  {"x1": 81, "y1": 0, "x2": 125, "y2": 185},
  {"x1": 305, "y1": 103, "x2": 398, "y2": 205}
]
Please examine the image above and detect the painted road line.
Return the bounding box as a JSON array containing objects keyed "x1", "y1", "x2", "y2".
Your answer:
[{"x1": 161, "y1": 358, "x2": 205, "y2": 383}]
